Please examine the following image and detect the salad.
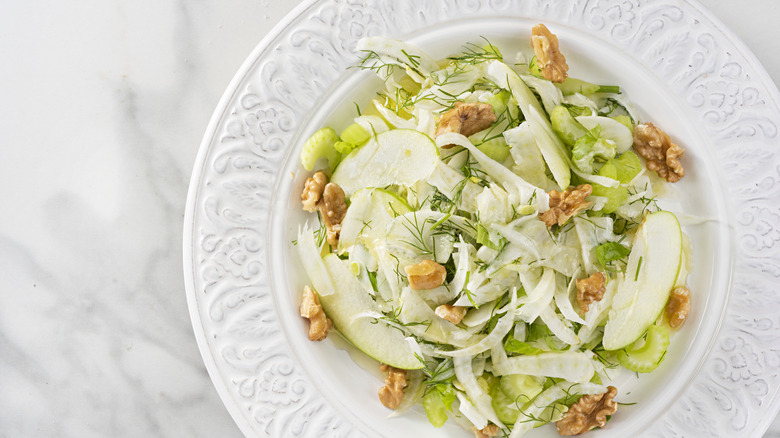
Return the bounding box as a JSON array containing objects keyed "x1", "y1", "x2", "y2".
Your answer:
[{"x1": 295, "y1": 24, "x2": 691, "y2": 437}]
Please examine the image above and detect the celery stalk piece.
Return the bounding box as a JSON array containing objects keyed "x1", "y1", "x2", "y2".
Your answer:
[
  {"x1": 333, "y1": 141, "x2": 355, "y2": 155},
  {"x1": 555, "y1": 77, "x2": 601, "y2": 95},
  {"x1": 300, "y1": 127, "x2": 341, "y2": 171},
  {"x1": 499, "y1": 374, "x2": 544, "y2": 407},
  {"x1": 617, "y1": 324, "x2": 671, "y2": 373},
  {"x1": 339, "y1": 123, "x2": 371, "y2": 146},
  {"x1": 476, "y1": 137, "x2": 511, "y2": 162},
  {"x1": 571, "y1": 126, "x2": 617, "y2": 174},
  {"x1": 550, "y1": 105, "x2": 588, "y2": 147},
  {"x1": 423, "y1": 389, "x2": 449, "y2": 427},
  {"x1": 611, "y1": 150, "x2": 642, "y2": 183},
  {"x1": 591, "y1": 162, "x2": 628, "y2": 213},
  {"x1": 490, "y1": 383, "x2": 521, "y2": 424}
]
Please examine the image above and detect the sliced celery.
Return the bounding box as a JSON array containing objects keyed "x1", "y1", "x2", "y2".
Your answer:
[
  {"x1": 422, "y1": 389, "x2": 448, "y2": 427},
  {"x1": 490, "y1": 383, "x2": 521, "y2": 424},
  {"x1": 550, "y1": 105, "x2": 588, "y2": 147},
  {"x1": 482, "y1": 90, "x2": 510, "y2": 118},
  {"x1": 476, "y1": 138, "x2": 511, "y2": 162},
  {"x1": 499, "y1": 374, "x2": 544, "y2": 405},
  {"x1": 482, "y1": 42, "x2": 503, "y2": 61},
  {"x1": 571, "y1": 126, "x2": 617, "y2": 173},
  {"x1": 617, "y1": 324, "x2": 670, "y2": 373},
  {"x1": 591, "y1": 162, "x2": 628, "y2": 214},
  {"x1": 612, "y1": 115, "x2": 634, "y2": 132},
  {"x1": 611, "y1": 151, "x2": 642, "y2": 183},
  {"x1": 598, "y1": 85, "x2": 621, "y2": 94},
  {"x1": 555, "y1": 77, "x2": 600, "y2": 96},
  {"x1": 300, "y1": 127, "x2": 340, "y2": 171},
  {"x1": 528, "y1": 55, "x2": 543, "y2": 78},
  {"x1": 333, "y1": 141, "x2": 355, "y2": 155},
  {"x1": 340, "y1": 123, "x2": 371, "y2": 146}
]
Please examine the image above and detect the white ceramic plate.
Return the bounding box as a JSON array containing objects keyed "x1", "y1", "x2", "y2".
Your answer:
[{"x1": 184, "y1": 1, "x2": 780, "y2": 436}]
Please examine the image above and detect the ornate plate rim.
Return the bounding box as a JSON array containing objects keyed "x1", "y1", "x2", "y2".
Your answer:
[{"x1": 184, "y1": 1, "x2": 780, "y2": 436}]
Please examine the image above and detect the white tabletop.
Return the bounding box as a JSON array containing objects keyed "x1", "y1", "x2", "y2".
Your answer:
[{"x1": 1, "y1": 0, "x2": 779, "y2": 436}]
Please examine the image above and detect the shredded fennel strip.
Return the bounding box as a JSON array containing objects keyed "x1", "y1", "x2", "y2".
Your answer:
[
  {"x1": 453, "y1": 356, "x2": 507, "y2": 431},
  {"x1": 493, "y1": 351, "x2": 596, "y2": 383},
  {"x1": 555, "y1": 273, "x2": 587, "y2": 325},
  {"x1": 437, "y1": 287, "x2": 518, "y2": 356}
]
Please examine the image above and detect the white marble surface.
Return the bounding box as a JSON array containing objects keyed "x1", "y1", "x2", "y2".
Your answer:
[{"x1": 1, "y1": 1, "x2": 779, "y2": 436}]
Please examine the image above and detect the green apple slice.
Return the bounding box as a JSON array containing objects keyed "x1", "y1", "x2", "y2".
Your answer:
[
  {"x1": 319, "y1": 253, "x2": 423, "y2": 370},
  {"x1": 331, "y1": 128, "x2": 439, "y2": 197},
  {"x1": 602, "y1": 211, "x2": 682, "y2": 351},
  {"x1": 337, "y1": 188, "x2": 412, "y2": 252}
]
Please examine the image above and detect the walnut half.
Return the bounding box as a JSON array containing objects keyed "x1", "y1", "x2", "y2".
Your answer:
[
  {"x1": 666, "y1": 286, "x2": 691, "y2": 329},
  {"x1": 530, "y1": 23, "x2": 569, "y2": 83},
  {"x1": 404, "y1": 259, "x2": 447, "y2": 290},
  {"x1": 435, "y1": 304, "x2": 467, "y2": 324},
  {"x1": 301, "y1": 170, "x2": 328, "y2": 212},
  {"x1": 320, "y1": 182, "x2": 348, "y2": 247},
  {"x1": 633, "y1": 122, "x2": 685, "y2": 183},
  {"x1": 378, "y1": 364, "x2": 407, "y2": 409},
  {"x1": 436, "y1": 102, "x2": 497, "y2": 140},
  {"x1": 299, "y1": 285, "x2": 332, "y2": 341},
  {"x1": 556, "y1": 386, "x2": 618, "y2": 436},
  {"x1": 474, "y1": 424, "x2": 500, "y2": 438},
  {"x1": 576, "y1": 272, "x2": 606, "y2": 314},
  {"x1": 539, "y1": 184, "x2": 592, "y2": 227}
]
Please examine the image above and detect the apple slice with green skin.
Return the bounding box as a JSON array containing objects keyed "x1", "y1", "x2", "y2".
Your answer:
[
  {"x1": 337, "y1": 187, "x2": 412, "y2": 252},
  {"x1": 318, "y1": 253, "x2": 423, "y2": 370},
  {"x1": 330, "y1": 128, "x2": 439, "y2": 197},
  {"x1": 602, "y1": 211, "x2": 682, "y2": 351}
]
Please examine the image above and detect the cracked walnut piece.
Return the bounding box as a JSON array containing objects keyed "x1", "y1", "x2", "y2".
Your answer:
[
  {"x1": 404, "y1": 259, "x2": 447, "y2": 290},
  {"x1": 299, "y1": 285, "x2": 332, "y2": 341},
  {"x1": 436, "y1": 102, "x2": 497, "y2": 140},
  {"x1": 556, "y1": 386, "x2": 618, "y2": 436},
  {"x1": 666, "y1": 286, "x2": 691, "y2": 329},
  {"x1": 530, "y1": 23, "x2": 569, "y2": 83},
  {"x1": 321, "y1": 182, "x2": 348, "y2": 247},
  {"x1": 576, "y1": 272, "x2": 606, "y2": 314},
  {"x1": 378, "y1": 364, "x2": 407, "y2": 409},
  {"x1": 301, "y1": 170, "x2": 328, "y2": 212},
  {"x1": 474, "y1": 424, "x2": 500, "y2": 438},
  {"x1": 633, "y1": 122, "x2": 685, "y2": 183},
  {"x1": 435, "y1": 304, "x2": 467, "y2": 324},
  {"x1": 539, "y1": 184, "x2": 593, "y2": 227}
]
